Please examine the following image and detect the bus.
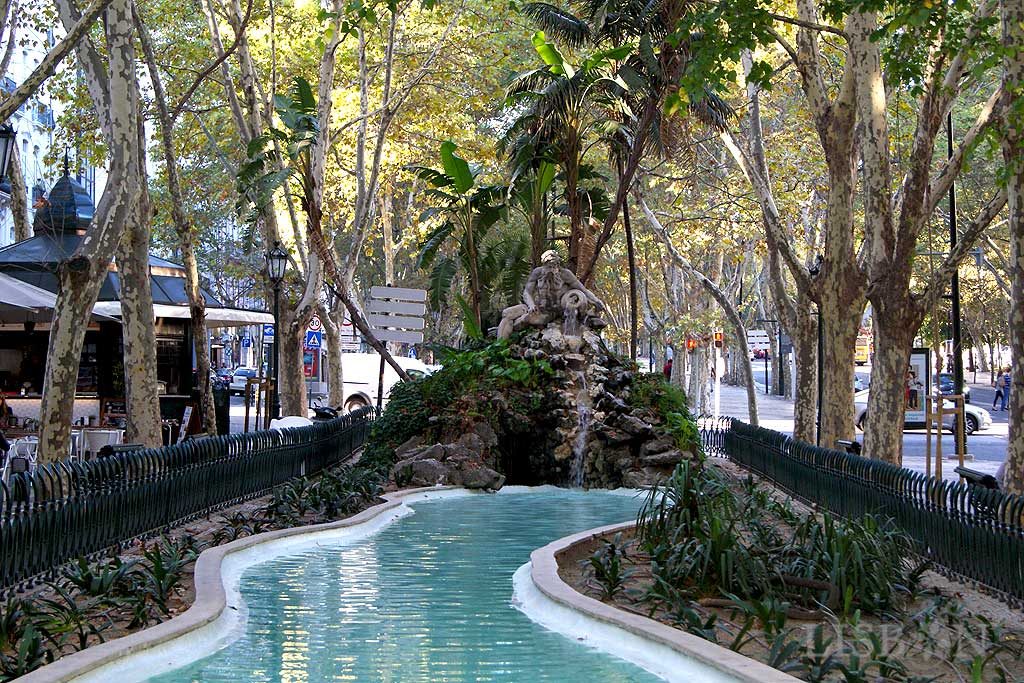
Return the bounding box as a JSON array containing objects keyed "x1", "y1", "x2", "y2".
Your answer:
[{"x1": 855, "y1": 336, "x2": 872, "y2": 366}]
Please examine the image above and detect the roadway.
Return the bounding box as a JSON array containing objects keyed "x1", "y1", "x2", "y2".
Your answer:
[{"x1": 741, "y1": 361, "x2": 1006, "y2": 479}]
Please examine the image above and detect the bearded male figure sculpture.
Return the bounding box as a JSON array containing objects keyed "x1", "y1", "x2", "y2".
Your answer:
[{"x1": 497, "y1": 250, "x2": 607, "y2": 339}]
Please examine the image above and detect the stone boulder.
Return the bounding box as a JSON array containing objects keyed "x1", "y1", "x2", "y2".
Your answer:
[{"x1": 392, "y1": 458, "x2": 447, "y2": 487}]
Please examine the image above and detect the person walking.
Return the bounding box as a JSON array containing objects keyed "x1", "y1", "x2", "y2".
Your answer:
[
  {"x1": 1001, "y1": 368, "x2": 1011, "y2": 411},
  {"x1": 993, "y1": 380, "x2": 1005, "y2": 410}
]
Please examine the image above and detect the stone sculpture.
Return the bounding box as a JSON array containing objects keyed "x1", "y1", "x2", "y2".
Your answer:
[{"x1": 497, "y1": 250, "x2": 607, "y2": 339}]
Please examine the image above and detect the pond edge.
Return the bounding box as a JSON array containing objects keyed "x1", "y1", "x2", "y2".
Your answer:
[
  {"x1": 17, "y1": 485, "x2": 457, "y2": 683},
  {"x1": 528, "y1": 521, "x2": 801, "y2": 683}
]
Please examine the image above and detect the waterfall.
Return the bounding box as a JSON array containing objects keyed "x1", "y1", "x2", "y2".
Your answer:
[
  {"x1": 563, "y1": 305, "x2": 580, "y2": 337},
  {"x1": 568, "y1": 372, "x2": 591, "y2": 487}
]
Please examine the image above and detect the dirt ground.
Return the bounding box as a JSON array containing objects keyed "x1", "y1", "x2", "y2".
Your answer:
[{"x1": 558, "y1": 460, "x2": 1024, "y2": 682}]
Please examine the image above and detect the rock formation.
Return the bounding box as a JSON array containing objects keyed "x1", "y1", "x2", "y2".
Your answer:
[{"x1": 385, "y1": 250, "x2": 696, "y2": 491}]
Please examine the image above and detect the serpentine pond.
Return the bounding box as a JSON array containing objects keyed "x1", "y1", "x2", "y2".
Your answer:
[{"x1": 145, "y1": 488, "x2": 671, "y2": 682}]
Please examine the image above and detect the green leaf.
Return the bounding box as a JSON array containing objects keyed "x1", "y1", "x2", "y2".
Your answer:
[
  {"x1": 440, "y1": 141, "x2": 474, "y2": 194},
  {"x1": 536, "y1": 160, "x2": 556, "y2": 195},
  {"x1": 532, "y1": 31, "x2": 575, "y2": 78},
  {"x1": 428, "y1": 257, "x2": 456, "y2": 309},
  {"x1": 455, "y1": 293, "x2": 483, "y2": 339}
]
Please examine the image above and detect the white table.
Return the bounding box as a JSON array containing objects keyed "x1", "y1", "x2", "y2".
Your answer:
[{"x1": 82, "y1": 429, "x2": 124, "y2": 456}]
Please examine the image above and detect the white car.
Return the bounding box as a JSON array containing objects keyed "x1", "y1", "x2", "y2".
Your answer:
[
  {"x1": 336, "y1": 353, "x2": 431, "y2": 412},
  {"x1": 229, "y1": 367, "x2": 259, "y2": 395},
  {"x1": 854, "y1": 390, "x2": 992, "y2": 435}
]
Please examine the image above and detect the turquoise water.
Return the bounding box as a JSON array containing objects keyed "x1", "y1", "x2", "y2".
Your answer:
[{"x1": 153, "y1": 489, "x2": 661, "y2": 682}]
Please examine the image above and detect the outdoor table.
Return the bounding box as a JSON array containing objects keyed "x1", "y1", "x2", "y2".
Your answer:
[{"x1": 82, "y1": 429, "x2": 123, "y2": 457}]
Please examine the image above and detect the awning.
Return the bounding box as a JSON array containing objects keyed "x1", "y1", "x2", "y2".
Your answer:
[
  {"x1": 92, "y1": 301, "x2": 274, "y2": 327},
  {"x1": 0, "y1": 272, "x2": 56, "y2": 311}
]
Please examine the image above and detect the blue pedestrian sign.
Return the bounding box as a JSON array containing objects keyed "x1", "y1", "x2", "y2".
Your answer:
[
  {"x1": 304, "y1": 330, "x2": 322, "y2": 350},
  {"x1": 262, "y1": 323, "x2": 275, "y2": 340}
]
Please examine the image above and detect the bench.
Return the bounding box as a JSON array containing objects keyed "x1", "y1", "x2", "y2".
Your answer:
[
  {"x1": 835, "y1": 439, "x2": 862, "y2": 456},
  {"x1": 954, "y1": 466, "x2": 999, "y2": 490}
]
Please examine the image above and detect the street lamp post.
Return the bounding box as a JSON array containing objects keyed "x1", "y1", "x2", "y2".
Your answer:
[
  {"x1": 265, "y1": 241, "x2": 289, "y2": 420},
  {"x1": 946, "y1": 111, "x2": 966, "y2": 456}
]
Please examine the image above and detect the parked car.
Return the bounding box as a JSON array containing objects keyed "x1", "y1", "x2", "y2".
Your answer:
[
  {"x1": 336, "y1": 353, "x2": 431, "y2": 412},
  {"x1": 230, "y1": 367, "x2": 259, "y2": 395},
  {"x1": 854, "y1": 376, "x2": 865, "y2": 392},
  {"x1": 935, "y1": 373, "x2": 971, "y2": 403},
  {"x1": 854, "y1": 390, "x2": 991, "y2": 435}
]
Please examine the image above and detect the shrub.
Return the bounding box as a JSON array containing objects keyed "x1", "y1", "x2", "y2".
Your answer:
[{"x1": 361, "y1": 340, "x2": 554, "y2": 472}]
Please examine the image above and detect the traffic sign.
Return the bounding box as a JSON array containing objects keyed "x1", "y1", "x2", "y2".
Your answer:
[
  {"x1": 747, "y1": 329, "x2": 770, "y2": 352},
  {"x1": 304, "y1": 330, "x2": 322, "y2": 349},
  {"x1": 262, "y1": 323, "x2": 275, "y2": 340},
  {"x1": 241, "y1": 337, "x2": 252, "y2": 348},
  {"x1": 308, "y1": 315, "x2": 322, "y2": 332}
]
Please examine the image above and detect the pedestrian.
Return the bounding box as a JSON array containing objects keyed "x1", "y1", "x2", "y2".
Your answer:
[
  {"x1": 1001, "y1": 368, "x2": 1011, "y2": 411},
  {"x1": 662, "y1": 358, "x2": 673, "y2": 380},
  {"x1": 993, "y1": 376, "x2": 1005, "y2": 411}
]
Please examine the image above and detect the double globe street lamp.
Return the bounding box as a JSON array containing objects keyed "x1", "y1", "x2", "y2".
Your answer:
[{"x1": 265, "y1": 241, "x2": 289, "y2": 420}]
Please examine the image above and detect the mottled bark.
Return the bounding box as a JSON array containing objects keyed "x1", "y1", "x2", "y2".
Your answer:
[
  {"x1": 861, "y1": 321, "x2": 915, "y2": 462},
  {"x1": 135, "y1": 7, "x2": 216, "y2": 432},
  {"x1": 39, "y1": 0, "x2": 139, "y2": 462},
  {"x1": 117, "y1": 171, "x2": 161, "y2": 447},
  {"x1": 7, "y1": 141, "x2": 28, "y2": 241},
  {"x1": 320, "y1": 302, "x2": 345, "y2": 407},
  {"x1": 1001, "y1": 0, "x2": 1024, "y2": 493}
]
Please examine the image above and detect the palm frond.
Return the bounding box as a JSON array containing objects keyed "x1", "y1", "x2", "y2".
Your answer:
[{"x1": 522, "y1": 3, "x2": 591, "y2": 49}]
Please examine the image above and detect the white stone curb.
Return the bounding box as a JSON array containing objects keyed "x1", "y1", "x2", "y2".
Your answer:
[
  {"x1": 525, "y1": 521, "x2": 801, "y2": 683},
  {"x1": 17, "y1": 486, "x2": 456, "y2": 683}
]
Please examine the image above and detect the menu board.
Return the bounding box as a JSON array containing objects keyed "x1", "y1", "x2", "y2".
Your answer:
[
  {"x1": 100, "y1": 398, "x2": 127, "y2": 426},
  {"x1": 178, "y1": 406, "x2": 193, "y2": 443}
]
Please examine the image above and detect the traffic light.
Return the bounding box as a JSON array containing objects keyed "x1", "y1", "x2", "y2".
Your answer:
[
  {"x1": 713, "y1": 331, "x2": 724, "y2": 348},
  {"x1": 686, "y1": 338, "x2": 697, "y2": 352}
]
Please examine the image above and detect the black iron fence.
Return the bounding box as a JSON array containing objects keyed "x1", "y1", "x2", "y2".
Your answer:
[
  {"x1": 0, "y1": 409, "x2": 375, "y2": 591},
  {"x1": 696, "y1": 416, "x2": 1024, "y2": 601}
]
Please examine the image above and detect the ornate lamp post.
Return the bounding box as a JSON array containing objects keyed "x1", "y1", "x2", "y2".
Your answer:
[{"x1": 265, "y1": 241, "x2": 288, "y2": 419}]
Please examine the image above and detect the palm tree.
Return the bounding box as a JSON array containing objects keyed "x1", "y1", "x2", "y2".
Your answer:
[
  {"x1": 503, "y1": 32, "x2": 630, "y2": 275},
  {"x1": 414, "y1": 141, "x2": 506, "y2": 334},
  {"x1": 510, "y1": 0, "x2": 732, "y2": 283}
]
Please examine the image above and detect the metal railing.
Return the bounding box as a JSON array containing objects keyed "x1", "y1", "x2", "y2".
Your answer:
[
  {"x1": 697, "y1": 416, "x2": 1024, "y2": 601},
  {"x1": 0, "y1": 408, "x2": 375, "y2": 591}
]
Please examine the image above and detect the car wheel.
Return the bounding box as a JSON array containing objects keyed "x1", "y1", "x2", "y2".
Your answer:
[
  {"x1": 965, "y1": 414, "x2": 979, "y2": 435},
  {"x1": 344, "y1": 396, "x2": 369, "y2": 413}
]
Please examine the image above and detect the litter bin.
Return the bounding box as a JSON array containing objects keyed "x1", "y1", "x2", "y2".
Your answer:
[{"x1": 213, "y1": 385, "x2": 231, "y2": 435}]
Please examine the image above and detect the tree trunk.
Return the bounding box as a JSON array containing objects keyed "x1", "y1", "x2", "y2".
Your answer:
[
  {"x1": 278, "y1": 305, "x2": 310, "y2": 415},
  {"x1": 382, "y1": 188, "x2": 395, "y2": 285},
  {"x1": 623, "y1": 183, "x2": 638, "y2": 362},
  {"x1": 791, "y1": 307, "x2": 819, "y2": 443},
  {"x1": 135, "y1": 7, "x2": 217, "y2": 433},
  {"x1": 116, "y1": 177, "x2": 161, "y2": 447},
  {"x1": 39, "y1": 0, "x2": 139, "y2": 463},
  {"x1": 321, "y1": 303, "x2": 345, "y2": 407},
  {"x1": 862, "y1": 316, "x2": 916, "y2": 462},
  {"x1": 817, "y1": 285, "x2": 862, "y2": 448},
  {"x1": 8, "y1": 142, "x2": 29, "y2": 241},
  {"x1": 1001, "y1": 0, "x2": 1024, "y2": 493}
]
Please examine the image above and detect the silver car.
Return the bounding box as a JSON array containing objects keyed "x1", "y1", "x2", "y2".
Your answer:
[{"x1": 854, "y1": 390, "x2": 992, "y2": 435}]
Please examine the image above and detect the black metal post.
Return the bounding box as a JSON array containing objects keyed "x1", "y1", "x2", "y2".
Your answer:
[
  {"x1": 764, "y1": 352, "x2": 769, "y2": 395},
  {"x1": 816, "y1": 310, "x2": 823, "y2": 446},
  {"x1": 947, "y1": 110, "x2": 966, "y2": 454},
  {"x1": 777, "y1": 324, "x2": 785, "y2": 396},
  {"x1": 271, "y1": 282, "x2": 281, "y2": 420}
]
